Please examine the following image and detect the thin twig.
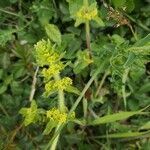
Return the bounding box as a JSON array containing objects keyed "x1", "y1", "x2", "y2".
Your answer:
[{"x1": 29, "y1": 66, "x2": 39, "y2": 101}]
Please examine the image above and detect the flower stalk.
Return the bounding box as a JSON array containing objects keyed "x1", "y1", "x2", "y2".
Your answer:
[{"x1": 85, "y1": 20, "x2": 91, "y2": 55}]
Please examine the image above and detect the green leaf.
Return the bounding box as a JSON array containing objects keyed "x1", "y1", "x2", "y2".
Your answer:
[
  {"x1": 68, "y1": 0, "x2": 83, "y2": 18},
  {"x1": 99, "y1": 131, "x2": 149, "y2": 138},
  {"x1": 45, "y1": 24, "x2": 61, "y2": 45},
  {"x1": 134, "y1": 33, "x2": 150, "y2": 47},
  {"x1": 31, "y1": 0, "x2": 55, "y2": 26},
  {"x1": 19, "y1": 100, "x2": 39, "y2": 126},
  {"x1": 4, "y1": 75, "x2": 13, "y2": 85},
  {"x1": 112, "y1": 0, "x2": 126, "y2": 8},
  {"x1": 66, "y1": 86, "x2": 80, "y2": 95},
  {"x1": 74, "y1": 50, "x2": 93, "y2": 74},
  {"x1": 89, "y1": 111, "x2": 146, "y2": 125},
  {"x1": 138, "y1": 83, "x2": 150, "y2": 93},
  {"x1": 0, "y1": 69, "x2": 3, "y2": 79},
  {"x1": 0, "y1": 29, "x2": 14, "y2": 46},
  {"x1": 140, "y1": 122, "x2": 150, "y2": 130},
  {"x1": 0, "y1": 84, "x2": 7, "y2": 94},
  {"x1": 111, "y1": 34, "x2": 125, "y2": 46},
  {"x1": 124, "y1": 53, "x2": 136, "y2": 67},
  {"x1": 125, "y1": 0, "x2": 135, "y2": 12},
  {"x1": 43, "y1": 120, "x2": 56, "y2": 135},
  {"x1": 1, "y1": 52, "x2": 10, "y2": 69},
  {"x1": 93, "y1": 16, "x2": 105, "y2": 27}
]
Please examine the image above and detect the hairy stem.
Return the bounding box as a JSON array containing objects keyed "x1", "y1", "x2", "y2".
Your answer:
[
  {"x1": 122, "y1": 68, "x2": 130, "y2": 110},
  {"x1": 85, "y1": 21, "x2": 91, "y2": 55},
  {"x1": 46, "y1": 61, "x2": 107, "y2": 150},
  {"x1": 54, "y1": 74, "x2": 65, "y2": 112},
  {"x1": 50, "y1": 124, "x2": 61, "y2": 150},
  {"x1": 49, "y1": 74, "x2": 65, "y2": 150}
]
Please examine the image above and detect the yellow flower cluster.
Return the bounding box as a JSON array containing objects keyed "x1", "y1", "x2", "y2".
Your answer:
[
  {"x1": 46, "y1": 108, "x2": 75, "y2": 123},
  {"x1": 47, "y1": 108, "x2": 67, "y2": 123},
  {"x1": 41, "y1": 62, "x2": 64, "y2": 80},
  {"x1": 34, "y1": 39, "x2": 59, "y2": 66},
  {"x1": 45, "y1": 77, "x2": 72, "y2": 94},
  {"x1": 34, "y1": 39, "x2": 73, "y2": 96},
  {"x1": 77, "y1": 6, "x2": 98, "y2": 21}
]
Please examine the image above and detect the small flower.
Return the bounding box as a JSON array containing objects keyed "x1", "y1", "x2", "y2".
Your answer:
[
  {"x1": 46, "y1": 108, "x2": 67, "y2": 123},
  {"x1": 44, "y1": 77, "x2": 72, "y2": 96},
  {"x1": 74, "y1": 2, "x2": 99, "y2": 27},
  {"x1": 55, "y1": 77, "x2": 72, "y2": 90},
  {"x1": 41, "y1": 62, "x2": 64, "y2": 81},
  {"x1": 34, "y1": 39, "x2": 59, "y2": 66},
  {"x1": 77, "y1": 5, "x2": 98, "y2": 21}
]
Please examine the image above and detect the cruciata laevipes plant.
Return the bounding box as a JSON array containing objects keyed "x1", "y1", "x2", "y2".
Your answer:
[
  {"x1": 19, "y1": 0, "x2": 105, "y2": 149},
  {"x1": 19, "y1": 0, "x2": 150, "y2": 149},
  {"x1": 19, "y1": 39, "x2": 78, "y2": 149}
]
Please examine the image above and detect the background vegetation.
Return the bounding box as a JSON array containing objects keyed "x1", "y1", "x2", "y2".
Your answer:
[{"x1": 0, "y1": 0, "x2": 150, "y2": 149}]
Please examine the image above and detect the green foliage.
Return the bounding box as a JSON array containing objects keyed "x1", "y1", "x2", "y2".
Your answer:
[
  {"x1": 89, "y1": 111, "x2": 146, "y2": 125},
  {"x1": 45, "y1": 24, "x2": 62, "y2": 45},
  {"x1": 0, "y1": 0, "x2": 150, "y2": 149},
  {"x1": 19, "y1": 100, "x2": 39, "y2": 126},
  {"x1": 112, "y1": 0, "x2": 135, "y2": 12}
]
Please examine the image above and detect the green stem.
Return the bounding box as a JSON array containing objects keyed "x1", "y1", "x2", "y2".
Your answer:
[
  {"x1": 122, "y1": 68, "x2": 130, "y2": 110},
  {"x1": 128, "y1": 24, "x2": 138, "y2": 41},
  {"x1": 44, "y1": 124, "x2": 64, "y2": 150},
  {"x1": 125, "y1": 13, "x2": 150, "y2": 32},
  {"x1": 69, "y1": 61, "x2": 106, "y2": 115},
  {"x1": 84, "y1": 0, "x2": 89, "y2": 6},
  {"x1": 0, "y1": 8, "x2": 20, "y2": 17},
  {"x1": 85, "y1": 21, "x2": 91, "y2": 55},
  {"x1": 49, "y1": 74, "x2": 66, "y2": 150},
  {"x1": 54, "y1": 74, "x2": 65, "y2": 112},
  {"x1": 95, "y1": 69, "x2": 110, "y2": 97},
  {"x1": 50, "y1": 124, "x2": 61, "y2": 150},
  {"x1": 46, "y1": 61, "x2": 107, "y2": 150}
]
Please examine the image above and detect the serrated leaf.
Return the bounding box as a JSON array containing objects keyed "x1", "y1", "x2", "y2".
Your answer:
[
  {"x1": 45, "y1": 24, "x2": 61, "y2": 45},
  {"x1": 89, "y1": 111, "x2": 146, "y2": 125}
]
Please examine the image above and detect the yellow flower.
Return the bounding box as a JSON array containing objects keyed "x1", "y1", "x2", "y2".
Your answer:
[
  {"x1": 34, "y1": 39, "x2": 59, "y2": 66},
  {"x1": 55, "y1": 77, "x2": 72, "y2": 90},
  {"x1": 45, "y1": 77, "x2": 72, "y2": 95},
  {"x1": 47, "y1": 108, "x2": 67, "y2": 123},
  {"x1": 77, "y1": 5, "x2": 98, "y2": 21},
  {"x1": 41, "y1": 62, "x2": 64, "y2": 80},
  {"x1": 45, "y1": 80, "x2": 55, "y2": 94}
]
